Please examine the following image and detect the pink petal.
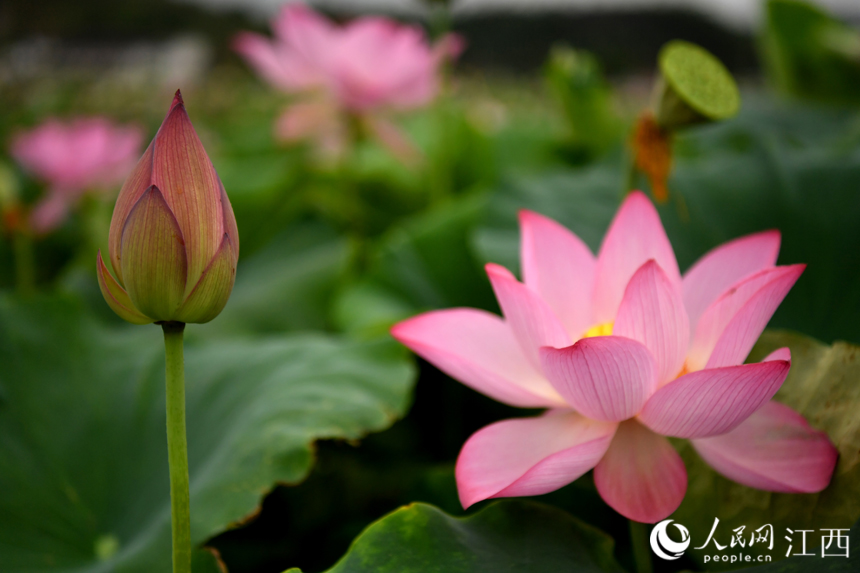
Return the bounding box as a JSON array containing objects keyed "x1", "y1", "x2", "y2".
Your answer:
[
  {"x1": 273, "y1": 2, "x2": 336, "y2": 64},
  {"x1": 687, "y1": 265, "x2": 805, "y2": 371},
  {"x1": 486, "y1": 263, "x2": 571, "y2": 369},
  {"x1": 540, "y1": 336, "x2": 657, "y2": 422},
  {"x1": 330, "y1": 18, "x2": 438, "y2": 111},
  {"x1": 391, "y1": 309, "x2": 566, "y2": 408},
  {"x1": 456, "y1": 411, "x2": 617, "y2": 508},
  {"x1": 682, "y1": 231, "x2": 781, "y2": 334},
  {"x1": 763, "y1": 347, "x2": 790, "y2": 362},
  {"x1": 593, "y1": 420, "x2": 687, "y2": 523},
  {"x1": 147, "y1": 93, "x2": 226, "y2": 298},
  {"x1": 692, "y1": 401, "x2": 838, "y2": 493},
  {"x1": 614, "y1": 260, "x2": 689, "y2": 386},
  {"x1": 11, "y1": 118, "x2": 141, "y2": 194},
  {"x1": 29, "y1": 191, "x2": 73, "y2": 235},
  {"x1": 233, "y1": 33, "x2": 291, "y2": 90},
  {"x1": 638, "y1": 351, "x2": 791, "y2": 438},
  {"x1": 519, "y1": 210, "x2": 596, "y2": 340},
  {"x1": 592, "y1": 191, "x2": 680, "y2": 324},
  {"x1": 274, "y1": 100, "x2": 340, "y2": 142},
  {"x1": 432, "y1": 33, "x2": 466, "y2": 64}
]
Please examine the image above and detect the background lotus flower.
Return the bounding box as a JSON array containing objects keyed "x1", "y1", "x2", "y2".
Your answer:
[
  {"x1": 392, "y1": 191, "x2": 838, "y2": 523},
  {"x1": 233, "y1": 2, "x2": 463, "y2": 162},
  {"x1": 10, "y1": 117, "x2": 143, "y2": 234},
  {"x1": 97, "y1": 90, "x2": 239, "y2": 325}
]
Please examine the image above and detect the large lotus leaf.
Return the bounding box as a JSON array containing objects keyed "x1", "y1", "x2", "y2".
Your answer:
[
  {"x1": 0, "y1": 295, "x2": 415, "y2": 572},
  {"x1": 475, "y1": 103, "x2": 860, "y2": 344},
  {"x1": 285, "y1": 500, "x2": 624, "y2": 573},
  {"x1": 671, "y1": 330, "x2": 860, "y2": 569}
]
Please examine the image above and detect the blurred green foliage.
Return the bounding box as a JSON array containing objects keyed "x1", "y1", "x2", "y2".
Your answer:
[
  {"x1": 544, "y1": 46, "x2": 622, "y2": 163},
  {"x1": 762, "y1": 0, "x2": 860, "y2": 105}
]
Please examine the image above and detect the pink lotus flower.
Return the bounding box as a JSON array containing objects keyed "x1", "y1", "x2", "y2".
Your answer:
[
  {"x1": 233, "y1": 3, "x2": 462, "y2": 162},
  {"x1": 10, "y1": 118, "x2": 143, "y2": 234},
  {"x1": 392, "y1": 191, "x2": 838, "y2": 523}
]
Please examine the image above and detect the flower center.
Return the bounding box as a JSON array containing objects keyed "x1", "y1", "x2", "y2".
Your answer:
[{"x1": 583, "y1": 322, "x2": 614, "y2": 338}]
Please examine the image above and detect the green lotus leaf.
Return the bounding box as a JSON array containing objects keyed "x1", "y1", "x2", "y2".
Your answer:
[
  {"x1": 0, "y1": 294, "x2": 414, "y2": 572},
  {"x1": 300, "y1": 500, "x2": 624, "y2": 573}
]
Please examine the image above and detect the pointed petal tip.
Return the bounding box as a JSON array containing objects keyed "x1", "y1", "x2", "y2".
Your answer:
[
  {"x1": 485, "y1": 262, "x2": 515, "y2": 279},
  {"x1": 517, "y1": 209, "x2": 573, "y2": 236},
  {"x1": 760, "y1": 228, "x2": 781, "y2": 242},
  {"x1": 763, "y1": 347, "x2": 791, "y2": 363},
  {"x1": 517, "y1": 208, "x2": 539, "y2": 223},
  {"x1": 172, "y1": 89, "x2": 184, "y2": 109},
  {"x1": 458, "y1": 490, "x2": 480, "y2": 510},
  {"x1": 389, "y1": 315, "x2": 420, "y2": 343},
  {"x1": 390, "y1": 308, "x2": 564, "y2": 408}
]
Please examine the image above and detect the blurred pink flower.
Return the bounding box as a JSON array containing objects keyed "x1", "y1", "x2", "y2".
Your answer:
[
  {"x1": 392, "y1": 191, "x2": 838, "y2": 523},
  {"x1": 234, "y1": 3, "x2": 463, "y2": 162},
  {"x1": 11, "y1": 118, "x2": 143, "y2": 234}
]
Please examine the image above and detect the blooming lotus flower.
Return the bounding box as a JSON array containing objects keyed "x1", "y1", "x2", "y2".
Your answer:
[
  {"x1": 233, "y1": 3, "x2": 463, "y2": 162},
  {"x1": 392, "y1": 191, "x2": 838, "y2": 523},
  {"x1": 96, "y1": 91, "x2": 239, "y2": 325},
  {"x1": 10, "y1": 118, "x2": 143, "y2": 234}
]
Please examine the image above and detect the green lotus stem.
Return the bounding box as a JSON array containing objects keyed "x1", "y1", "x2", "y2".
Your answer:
[
  {"x1": 428, "y1": 98, "x2": 453, "y2": 205},
  {"x1": 163, "y1": 322, "x2": 191, "y2": 573},
  {"x1": 629, "y1": 520, "x2": 653, "y2": 573},
  {"x1": 14, "y1": 231, "x2": 35, "y2": 294}
]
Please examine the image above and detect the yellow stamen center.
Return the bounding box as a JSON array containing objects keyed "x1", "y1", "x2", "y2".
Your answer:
[{"x1": 583, "y1": 322, "x2": 614, "y2": 338}]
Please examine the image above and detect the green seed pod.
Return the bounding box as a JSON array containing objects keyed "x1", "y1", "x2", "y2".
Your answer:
[{"x1": 654, "y1": 40, "x2": 740, "y2": 131}]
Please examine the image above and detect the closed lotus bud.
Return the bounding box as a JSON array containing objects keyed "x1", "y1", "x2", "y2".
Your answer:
[{"x1": 97, "y1": 90, "x2": 239, "y2": 325}]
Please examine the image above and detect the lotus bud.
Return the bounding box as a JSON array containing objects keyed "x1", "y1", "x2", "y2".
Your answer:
[{"x1": 97, "y1": 90, "x2": 239, "y2": 325}]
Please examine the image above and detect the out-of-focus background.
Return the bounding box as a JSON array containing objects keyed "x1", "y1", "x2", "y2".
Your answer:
[{"x1": 3, "y1": 1, "x2": 860, "y2": 573}]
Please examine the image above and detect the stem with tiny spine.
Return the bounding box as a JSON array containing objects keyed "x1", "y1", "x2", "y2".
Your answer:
[{"x1": 163, "y1": 322, "x2": 191, "y2": 573}]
